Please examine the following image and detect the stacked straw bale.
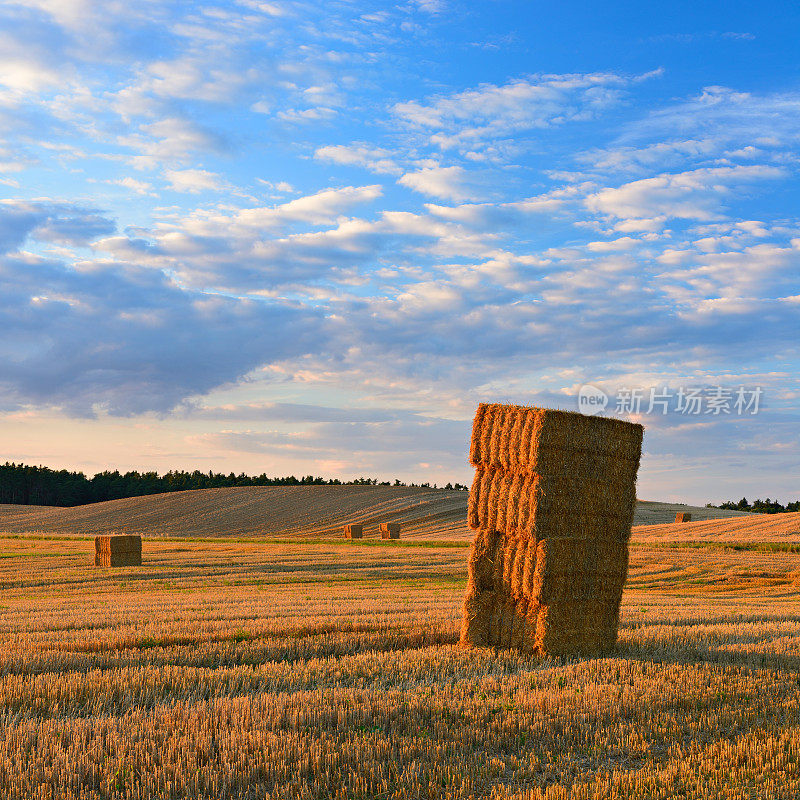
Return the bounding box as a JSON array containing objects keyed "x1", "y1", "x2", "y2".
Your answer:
[
  {"x1": 460, "y1": 403, "x2": 643, "y2": 656},
  {"x1": 344, "y1": 524, "x2": 363, "y2": 539},
  {"x1": 95, "y1": 535, "x2": 142, "y2": 567},
  {"x1": 674, "y1": 512, "x2": 692, "y2": 523},
  {"x1": 380, "y1": 522, "x2": 401, "y2": 539}
]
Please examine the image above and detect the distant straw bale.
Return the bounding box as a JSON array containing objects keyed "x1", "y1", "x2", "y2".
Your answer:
[
  {"x1": 460, "y1": 403, "x2": 643, "y2": 657},
  {"x1": 675, "y1": 512, "x2": 692, "y2": 523},
  {"x1": 95, "y1": 535, "x2": 142, "y2": 567},
  {"x1": 344, "y1": 524, "x2": 363, "y2": 539},
  {"x1": 380, "y1": 522, "x2": 401, "y2": 539}
]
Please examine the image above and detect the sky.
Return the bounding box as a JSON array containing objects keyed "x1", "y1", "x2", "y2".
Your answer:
[{"x1": 1, "y1": 0, "x2": 799, "y2": 504}]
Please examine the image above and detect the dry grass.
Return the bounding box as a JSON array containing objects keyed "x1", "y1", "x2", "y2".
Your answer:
[
  {"x1": 0, "y1": 535, "x2": 799, "y2": 798},
  {"x1": 0, "y1": 489, "x2": 755, "y2": 541},
  {"x1": 634, "y1": 511, "x2": 800, "y2": 543},
  {"x1": 0, "y1": 486, "x2": 469, "y2": 539}
]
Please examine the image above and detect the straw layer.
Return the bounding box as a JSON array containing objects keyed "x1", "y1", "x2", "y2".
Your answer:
[
  {"x1": 470, "y1": 403, "x2": 643, "y2": 473},
  {"x1": 468, "y1": 466, "x2": 637, "y2": 537}
]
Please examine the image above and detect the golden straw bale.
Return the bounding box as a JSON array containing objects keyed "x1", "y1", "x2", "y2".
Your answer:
[
  {"x1": 460, "y1": 588, "x2": 494, "y2": 648},
  {"x1": 491, "y1": 536, "x2": 506, "y2": 594},
  {"x1": 509, "y1": 597, "x2": 529, "y2": 650},
  {"x1": 94, "y1": 535, "x2": 141, "y2": 567},
  {"x1": 510, "y1": 537, "x2": 527, "y2": 600},
  {"x1": 488, "y1": 590, "x2": 505, "y2": 647},
  {"x1": 528, "y1": 511, "x2": 636, "y2": 543},
  {"x1": 521, "y1": 537, "x2": 538, "y2": 598},
  {"x1": 534, "y1": 598, "x2": 620, "y2": 655},
  {"x1": 469, "y1": 403, "x2": 643, "y2": 476},
  {"x1": 675, "y1": 512, "x2": 692, "y2": 523},
  {"x1": 461, "y1": 403, "x2": 643, "y2": 657},
  {"x1": 469, "y1": 403, "x2": 487, "y2": 466},
  {"x1": 379, "y1": 522, "x2": 401, "y2": 539},
  {"x1": 467, "y1": 529, "x2": 498, "y2": 592},
  {"x1": 343, "y1": 524, "x2": 363, "y2": 539},
  {"x1": 479, "y1": 406, "x2": 499, "y2": 468},
  {"x1": 498, "y1": 597, "x2": 517, "y2": 648},
  {"x1": 522, "y1": 599, "x2": 540, "y2": 653},
  {"x1": 502, "y1": 535, "x2": 518, "y2": 594},
  {"x1": 468, "y1": 467, "x2": 637, "y2": 536},
  {"x1": 507, "y1": 413, "x2": 525, "y2": 470}
]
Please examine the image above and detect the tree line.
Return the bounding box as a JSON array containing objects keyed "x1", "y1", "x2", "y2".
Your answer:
[
  {"x1": 710, "y1": 497, "x2": 800, "y2": 514},
  {"x1": 0, "y1": 462, "x2": 469, "y2": 507}
]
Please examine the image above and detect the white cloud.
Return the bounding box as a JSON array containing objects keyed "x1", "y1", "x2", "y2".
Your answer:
[
  {"x1": 119, "y1": 117, "x2": 226, "y2": 166},
  {"x1": 9, "y1": 0, "x2": 101, "y2": 30},
  {"x1": 0, "y1": 31, "x2": 63, "y2": 93},
  {"x1": 143, "y1": 57, "x2": 259, "y2": 103},
  {"x1": 392, "y1": 72, "x2": 647, "y2": 155},
  {"x1": 111, "y1": 176, "x2": 152, "y2": 195},
  {"x1": 314, "y1": 143, "x2": 402, "y2": 176},
  {"x1": 585, "y1": 165, "x2": 784, "y2": 222},
  {"x1": 586, "y1": 237, "x2": 640, "y2": 252},
  {"x1": 578, "y1": 138, "x2": 721, "y2": 175},
  {"x1": 276, "y1": 106, "x2": 337, "y2": 123},
  {"x1": 398, "y1": 165, "x2": 479, "y2": 202},
  {"x1": 165, "y1": 168, "x2": 224, "y2": 193},
  {"x1": 232, "y1": 184, "x2": 383, "y2": 227}
]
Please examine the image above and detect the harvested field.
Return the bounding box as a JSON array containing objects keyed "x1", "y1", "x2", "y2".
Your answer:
[
  {"x1": 634, "y1": 510, "x2": 800, "y2": 543},
  {"x1": 0, "y1": 486, "x2": 468, "y2": 539},
  {"x1": 0, "y1": 487, "x2": 756, "y2": 540},
  {"x1": 0, "y1": 535, "x2": 800, "y2": 798}
]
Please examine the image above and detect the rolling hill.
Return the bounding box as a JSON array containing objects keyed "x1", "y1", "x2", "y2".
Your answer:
[
  {"x1": 0, "y1": 485, "x2": 766, "y2": 540},
  {"x1": 632, "y1": 511, "x2": 800, "y2": 543}
]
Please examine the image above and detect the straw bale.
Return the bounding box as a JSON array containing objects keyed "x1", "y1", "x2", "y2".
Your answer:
[
  {"x1": 509, "y1": 597, "x2": 530, "y2": 650},
  {"x1": 491, "y1": 535, "x2": 506, "y2": 594},
  {"x1": 469, "y1": 403, "x2": 643, "y2": 475},
  {"x1": 344, "y1": 524, "x2": 363, "y2": 539},
  {"x1": 94, "y1": 535, "x2": 141, "y2": 567},
  {"x1": 469, "y1": 403, "x2": 487, "y2": 466},
  {"x1": 460, "y1": 588, "x2": 494, "y2": 648},
  {"x1": 497, "y1": 597, "x2": 517, "y2": 648},
  {"x1": 467, "y1": 529, "x2": 498, "y2": 591},
  {"x1": 528, "y1": 511, "x2": 635, "y2": 543},
  {"x1": 501, "y1": 533, "x2": 518, "y2": 594},
  {"x1": 379, "y1": 522, "x2": 401, "y2": 539},
  {"x1": 510, "y1": 537, "x2": 527, "y2": 600},
  {"x1": 460, "y1": 403, "x2": 643, "y2": 657},
  {"x1": 489, "y1": 589, "x2": 506, "y2": 646},
  {"x1": 469, "y1": 466, "x2": 637, "y2": 535},
  {"x1": 534, "y1": 598, "x2": 620, "y2": 655},
  {"x1": 522, "y1": 599, "x2": 540, "y2": 653},
  {"x1": 675, "y1": 512, "x2": 692, "y2": 523},
  {"x1": 532, "y1": 537, "x2": 628, "y2": 604}
]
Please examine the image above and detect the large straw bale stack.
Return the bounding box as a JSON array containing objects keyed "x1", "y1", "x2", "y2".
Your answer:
[
  {"x1": 380, "y1": 522, "x2": 401, "y2": 539},
  {"x1": 95, "y1": 535, "x2": 142, "y2": 567},
  {"x1": 675, "y1": 512, "x2": 692, "y2": 523},
  {"x1": 460, "y1": 403, "x2": 643, "y2": 657},
  {"x1": 344, "y1": 524, "x2": 363, "y2": 539}
]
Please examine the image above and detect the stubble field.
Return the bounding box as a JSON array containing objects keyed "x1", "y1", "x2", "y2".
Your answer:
[{"x1": 1, "y1": 535, "x2": 800, "y2": 799}]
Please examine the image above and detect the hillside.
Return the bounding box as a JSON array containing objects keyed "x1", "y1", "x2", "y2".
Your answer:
[
  {"x1": 632, "y1": 511, "x2": 800, "y2": 543},
  {"x1": 0, "y1": 485, "x2": 761, "y2": 540},
  {"x1": 0, "y1": 485, "x2": 468, "y2": 539}
]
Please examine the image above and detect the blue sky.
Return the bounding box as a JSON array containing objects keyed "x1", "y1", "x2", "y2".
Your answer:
[{"x1": 1, "y1": 0, "x2": 799, "y2": 504}]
